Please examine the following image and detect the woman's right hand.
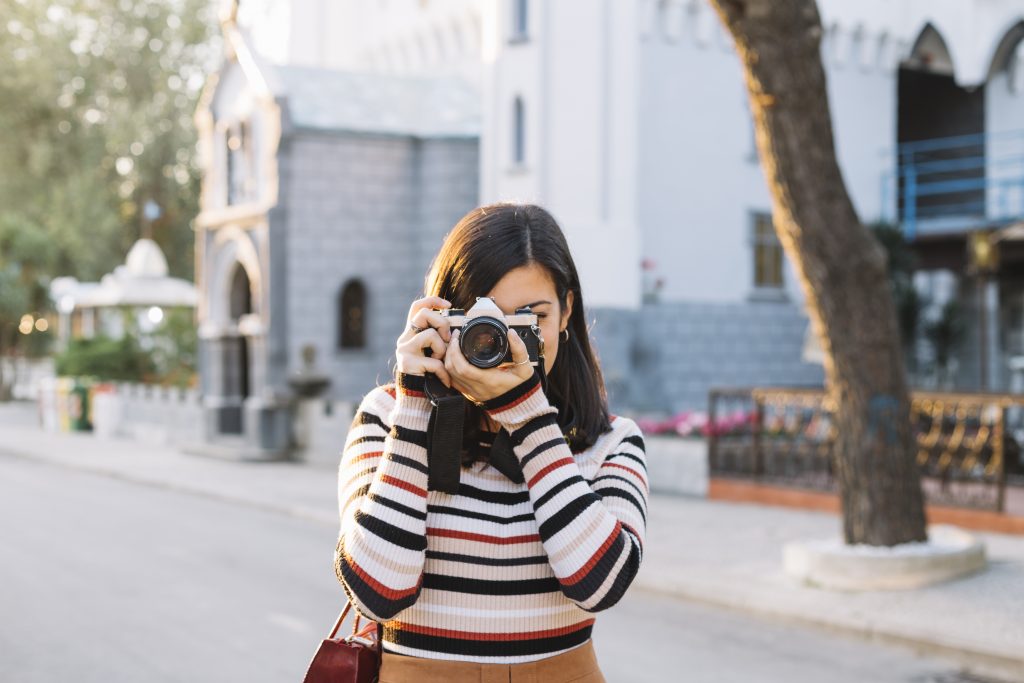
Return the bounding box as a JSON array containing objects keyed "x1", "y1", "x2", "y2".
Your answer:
[{"x1": 396, "y1": 296, "x2": 454, "y2": 387}]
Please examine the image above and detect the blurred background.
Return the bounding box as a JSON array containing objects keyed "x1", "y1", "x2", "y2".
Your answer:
[{"x1": 2, "y1": 1, "x2": 1024, "y2": 681}]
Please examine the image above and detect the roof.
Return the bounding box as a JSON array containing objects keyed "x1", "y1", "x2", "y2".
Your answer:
[{"x1": 267, "y1": 65, "x2": 481, "y2": 138}]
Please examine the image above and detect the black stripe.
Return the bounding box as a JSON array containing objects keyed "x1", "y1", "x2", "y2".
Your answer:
[
  {"x1": 355, "y1": 511, "x2": 427, "y2": 551},
  {"x1": 348, "y1": 435, "x2": 386, "y2": 448},
  {"x1": 535, "y1": 475, "x2": 584, "y2": 509},
  {"x1": 336, "y1": 538, "x2": 422, "y2": 620},
  {"x1": 538, "y1": 494, "x2": 601, "y2": 542},
  {"x1": 455, "y1": 483, "x2": 531, "y2": 506},
  {"x1": 426, "y1": 550, "x2": 548, "y2": 567},
  {"x1": 620, "y1": 434, "x2": 645, "y2": 451},
  {"x1": 593, "y1": 473, "x2": 646, "y2": 502},
  {"x1": 561, "y1": 531, "x2": 627, "y2": 605},
  {"x1": 368, "y1": 492, "x2": 428, "y2": 521},
  {"x1": 520, "y1": 436, "x2": 569, "y2": 470},
  {"x1": 594, "y1": 487, "x2": 648, "y2": 523},
  {"x1": 350, "y1": 410, "x2": 389, "y2": 433},
  {"x1": 397, "y1": 373, "x2": 426, "y2": 393},
  {"x1": 391, "y1": 424, "x2": 428, "y2": 449},
  {"x1": 427, "y1": 504, "x2": 535, "y2": 525},
  {"x1": 341, "y1": 484, "x2": 372, "y2": 513},
  {"x1": 583, "y1": 537, "x2": 642, "y2": 613},
  {"x1": 423, "y1": 573, "x2": 560, "y2": 595},
  {"x1": 605, "y1": 451, "x2": 647, "y2": 471},
  {"x1": 387, "y1": 453, "x2": 429, "y2": 475},
  {"x1": 383, "y1": 622, "x2": 592, "y2": 658},
  {"x1": 509, "y1": 413, "x2": 559, "y2": 447},
  {"x1": 481, "y1": 370, "x2": 541, "y2": 412}
]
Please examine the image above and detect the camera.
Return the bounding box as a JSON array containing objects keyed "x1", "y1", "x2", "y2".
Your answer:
[{"x1": 438, "y1": 297, "x2": 544, "y2": 369}]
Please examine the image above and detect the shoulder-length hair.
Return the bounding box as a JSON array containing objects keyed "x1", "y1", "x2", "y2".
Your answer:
[{"x1": 402, "y1": 202, "x2": 612, "y2": 464}]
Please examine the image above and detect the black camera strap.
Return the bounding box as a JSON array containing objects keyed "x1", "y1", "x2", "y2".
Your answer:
[
  {"x1": 423, "y1": 374, "x2": 464, "y2": 494},
  {"x1": 423, "y1": 326, "x2": 548, "y2": 492}
]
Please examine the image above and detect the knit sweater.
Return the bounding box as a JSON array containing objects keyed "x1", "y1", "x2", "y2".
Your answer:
[{"x1": 333, "y1": 370, "x2": 648, "y2": 664}]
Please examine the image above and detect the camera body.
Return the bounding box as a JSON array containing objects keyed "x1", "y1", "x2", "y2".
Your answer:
[{"x1": 438, "y1": 297, "x2": 544, "y2": 369}]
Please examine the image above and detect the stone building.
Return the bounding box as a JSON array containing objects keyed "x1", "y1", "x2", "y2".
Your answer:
[{"x1": 192, "y1": 8, "x2": 479, "y2": 458}]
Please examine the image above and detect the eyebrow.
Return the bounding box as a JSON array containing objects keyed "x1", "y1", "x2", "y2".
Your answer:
[{"x1": 521, "y1": 300, "x2": 551, "y2": 308}]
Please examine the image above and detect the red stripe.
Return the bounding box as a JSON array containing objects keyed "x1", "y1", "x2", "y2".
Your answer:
[
  {"x1": 342, "y1": 551, "x2": 421, "y2": 601},
  {"x1": 392, "y1": 619, "x2": 595, "y2": 641},
  {"x1": 351, "y1": 450, "x2": 383, "y2": 463},
  {"x1": 427, "y1": 528, "x2": 541, "y2": 545},
  {"x1": 527, "y1": 457, "x2": 574, "y2": 488},
  {"x1": 604, "y1": 462, "x2": 649, "y2": 490},
  {"x1": 384, "y1": 387, "x2": 397, "y2": 398},
  {"x1": 382, "y1": 475, "x2": 427, "y2": 498},
  {"x1": 400, "y1": 388, "x2": 426, "y2": 398},
  {"x1": 488, "y1": 381, "x2": 540, "y2": 413},
  {"x1": 561, "y1": 522, "x2": 621, "y2": 586}
]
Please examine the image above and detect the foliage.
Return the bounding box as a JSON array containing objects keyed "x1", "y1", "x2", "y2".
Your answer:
[
  {"x1": 149, "y1": 307, "x2": 197, "y2": 388},
  {"x1": 55, "y1": 332, "x2": 157, "y2": 381},
  {"x1": 0, "y1": 0, "x2": 218, "y2": 362}
]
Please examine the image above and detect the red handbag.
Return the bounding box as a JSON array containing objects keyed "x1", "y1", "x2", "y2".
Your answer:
[{"x1": 302, "y1": 600, "x2": 382, "y2": 683}]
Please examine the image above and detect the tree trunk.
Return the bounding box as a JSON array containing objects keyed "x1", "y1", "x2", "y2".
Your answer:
[{"x1": 710, "y1": 0, "x2": 928, "y2": 545}]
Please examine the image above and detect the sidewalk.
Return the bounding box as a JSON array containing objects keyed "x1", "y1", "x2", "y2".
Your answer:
[{"x1": 1, "y1": 401, "x2": 1021, "y2": 678}]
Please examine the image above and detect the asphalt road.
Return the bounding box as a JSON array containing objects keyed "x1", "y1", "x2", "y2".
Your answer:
[{"x1": 0, "y1": 453, "x2": 1013, "y2": 683}]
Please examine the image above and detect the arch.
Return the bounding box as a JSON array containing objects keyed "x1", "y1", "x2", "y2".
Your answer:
[
  {"x1": 904, "y1": 23, "x2": 956, "y2": 76},
  {"x1": 338, "y1": 279, "x2": 367, "y2": 349},
  {"x1": 985, "y1": 20, "x2": 1024, "y2": 81},
  {"x1": 228, "y1": 263, "x2": 252, "y2": 320},
  {"x1": 512, "y1": 96, "x2": 526, "y2": 165},
  {"x1": 210, "y1": 227, "x2": 262, "y2": 328}
]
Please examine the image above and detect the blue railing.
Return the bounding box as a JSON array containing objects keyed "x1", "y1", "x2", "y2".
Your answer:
[{"x1": 881, "y1": 130, "x2": 1024, "y2": 239}]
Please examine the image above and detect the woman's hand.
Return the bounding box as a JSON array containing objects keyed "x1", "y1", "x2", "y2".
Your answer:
[
  {"x1": 395, "y1": 296, "x2": 454, "y2": 387},
  {"x1": 445, "y1": 327, "x2": 536, "y2": 404}
]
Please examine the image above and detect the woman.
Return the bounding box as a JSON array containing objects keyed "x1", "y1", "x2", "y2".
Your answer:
[{"x1": 334, "y1": 203, "x2": 648, "y2": 682}]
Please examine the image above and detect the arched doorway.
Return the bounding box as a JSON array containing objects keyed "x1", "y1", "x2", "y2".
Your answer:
[{"x1": 228, "y1": 263, "x2": 253, "y2": 414}]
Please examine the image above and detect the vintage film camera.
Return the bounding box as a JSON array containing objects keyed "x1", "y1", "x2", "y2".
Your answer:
[{"x1": 436, "y1": 297, "x2": 544, "y2": 369}]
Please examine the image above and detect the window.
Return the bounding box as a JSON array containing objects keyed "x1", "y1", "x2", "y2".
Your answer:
[
  {"x1": 511, "y1": 0, "x2": 528, "y2": 42},
  {"x1": 512, "y1": 96, "x2": 525, "y2": 166},
  {"x1": 225, "y1": 119, "x2": 251, "y2": 205},
  {"x1": 752, "y1": 212, "x2": 784, "y2": 289},
  {"x1": 338, "y1": 279, "x2": 366, "y2": 349}
]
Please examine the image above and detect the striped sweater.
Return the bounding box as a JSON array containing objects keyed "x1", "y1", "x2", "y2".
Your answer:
[{"x1": 334, "y1": 370, "x2": 648, "y2": 663}]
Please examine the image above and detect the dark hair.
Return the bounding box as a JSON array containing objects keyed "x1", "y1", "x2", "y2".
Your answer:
[{"x1": 397, "y1": 202, "x2": 612, "y2": 465}]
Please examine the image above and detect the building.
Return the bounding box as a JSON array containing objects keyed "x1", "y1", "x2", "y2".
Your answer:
[
  {"x1": 198, "y1": 0, "x2": 1024, "y2": 458},
  {"x1": 193, "y1": 3, "x2": 479, "y2": 457}
]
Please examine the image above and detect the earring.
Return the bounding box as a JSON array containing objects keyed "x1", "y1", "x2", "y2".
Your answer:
[{"x1": 561, "y1": 328, "x2": 569, "y2": 342}]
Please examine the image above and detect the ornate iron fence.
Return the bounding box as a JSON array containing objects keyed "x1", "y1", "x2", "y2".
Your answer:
[{"x1": 707, "y1": 387, "x2": 1024, "y2": 512}]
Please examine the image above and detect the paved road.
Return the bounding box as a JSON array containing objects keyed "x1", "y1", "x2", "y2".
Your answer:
[{"x1": 0, "y1": 454, "x2": 1015, "y2": 682}]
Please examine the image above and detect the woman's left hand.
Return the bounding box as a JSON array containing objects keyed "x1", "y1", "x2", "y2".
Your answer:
[{"x1": 445, "y1": 328, "x2": 536, "y2": 404}]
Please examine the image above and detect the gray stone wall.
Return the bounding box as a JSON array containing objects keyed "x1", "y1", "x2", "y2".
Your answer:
[
  {"x1": 590, "y1": 299, "x2": 825, "y2": 416},
  {"x1": 281, "y1": 131, "x2": 480, "y2": 405}
]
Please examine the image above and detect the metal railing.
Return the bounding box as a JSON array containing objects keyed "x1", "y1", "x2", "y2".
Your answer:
[
  {"x1": 880, "y1": 130, "x2": 1024, "y2": 239},
  {"x1": 707, "y1": 387, "x2": 1024, "y2": 512}
]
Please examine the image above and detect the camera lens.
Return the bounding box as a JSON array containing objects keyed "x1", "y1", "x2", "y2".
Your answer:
[{"x1": 460, "y1": 317, "x2": 508, "y2": 369}]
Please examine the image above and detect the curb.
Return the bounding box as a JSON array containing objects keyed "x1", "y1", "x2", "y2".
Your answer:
[{"x1": 633, "y1": 571, "x2": 1024, "y2": 680}]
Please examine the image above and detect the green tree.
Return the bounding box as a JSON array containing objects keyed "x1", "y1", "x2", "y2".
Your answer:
[{"x1": 0, "y1": 0, "x2": 218, "y2": 322}]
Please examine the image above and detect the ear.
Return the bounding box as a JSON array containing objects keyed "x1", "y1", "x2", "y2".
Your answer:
[{"x1": 561, "y1": 290, "x2": 574, "y2": 330}]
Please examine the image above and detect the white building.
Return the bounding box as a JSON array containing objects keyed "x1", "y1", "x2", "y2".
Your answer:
[{"x1": 224, "y1": 0, "x2": 1024, "y2": 416}]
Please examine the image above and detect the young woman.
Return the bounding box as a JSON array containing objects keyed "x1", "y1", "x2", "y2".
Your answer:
[{"x1": 334, "y1": 203, "x2": 648, "y2": 682}]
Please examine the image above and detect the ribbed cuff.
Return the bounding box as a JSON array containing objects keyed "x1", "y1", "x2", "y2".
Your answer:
[
  {"x1": 482, "y1": 370, "x2": 556, "y2": 428},
  {"x1": 396, "y1": 372, "x2": 426, "y2": 397},
  {"x1": 392, "y1": 373, "x2": 431, "y2": 432}
]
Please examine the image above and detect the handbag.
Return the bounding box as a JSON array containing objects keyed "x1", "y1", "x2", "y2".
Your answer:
[{"x1": 302, "y1": 599, "x2": 382, "y2": 683}]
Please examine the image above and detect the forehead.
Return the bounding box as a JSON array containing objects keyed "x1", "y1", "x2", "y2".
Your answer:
[{"x1": 486, "y1": 263, "x2": 557, "y2": 309}]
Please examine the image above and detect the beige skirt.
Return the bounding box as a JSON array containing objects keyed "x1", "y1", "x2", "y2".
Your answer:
[{"x1": 378, "y1": 639, "x2": 606, "y2": 683}]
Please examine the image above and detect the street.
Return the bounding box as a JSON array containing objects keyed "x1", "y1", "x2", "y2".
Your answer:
[{"x1": 0, "y1": 453, "x2": 1005, "y2": 683}]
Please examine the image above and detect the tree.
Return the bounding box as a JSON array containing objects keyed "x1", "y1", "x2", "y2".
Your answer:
[
  {"x1": 0, "y1": 0, "x2": 218, "y2": 284},
  {"x1": 710, "y1": 0, "x2": 928, "y2": 545}
]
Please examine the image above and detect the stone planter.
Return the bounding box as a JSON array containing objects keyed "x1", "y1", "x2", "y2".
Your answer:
[{"x1": 783, "y1": 525, "x2": 987, "y2": 591}]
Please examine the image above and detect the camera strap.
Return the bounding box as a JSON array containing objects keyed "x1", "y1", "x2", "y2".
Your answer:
[{"x1": 423, "y1": 374, "x2": 464, "y2": 494}]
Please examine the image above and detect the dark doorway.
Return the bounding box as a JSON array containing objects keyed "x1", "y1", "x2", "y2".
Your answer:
[{"x1": 897, "y1": 64, "x2": 986, "y2": 224}]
